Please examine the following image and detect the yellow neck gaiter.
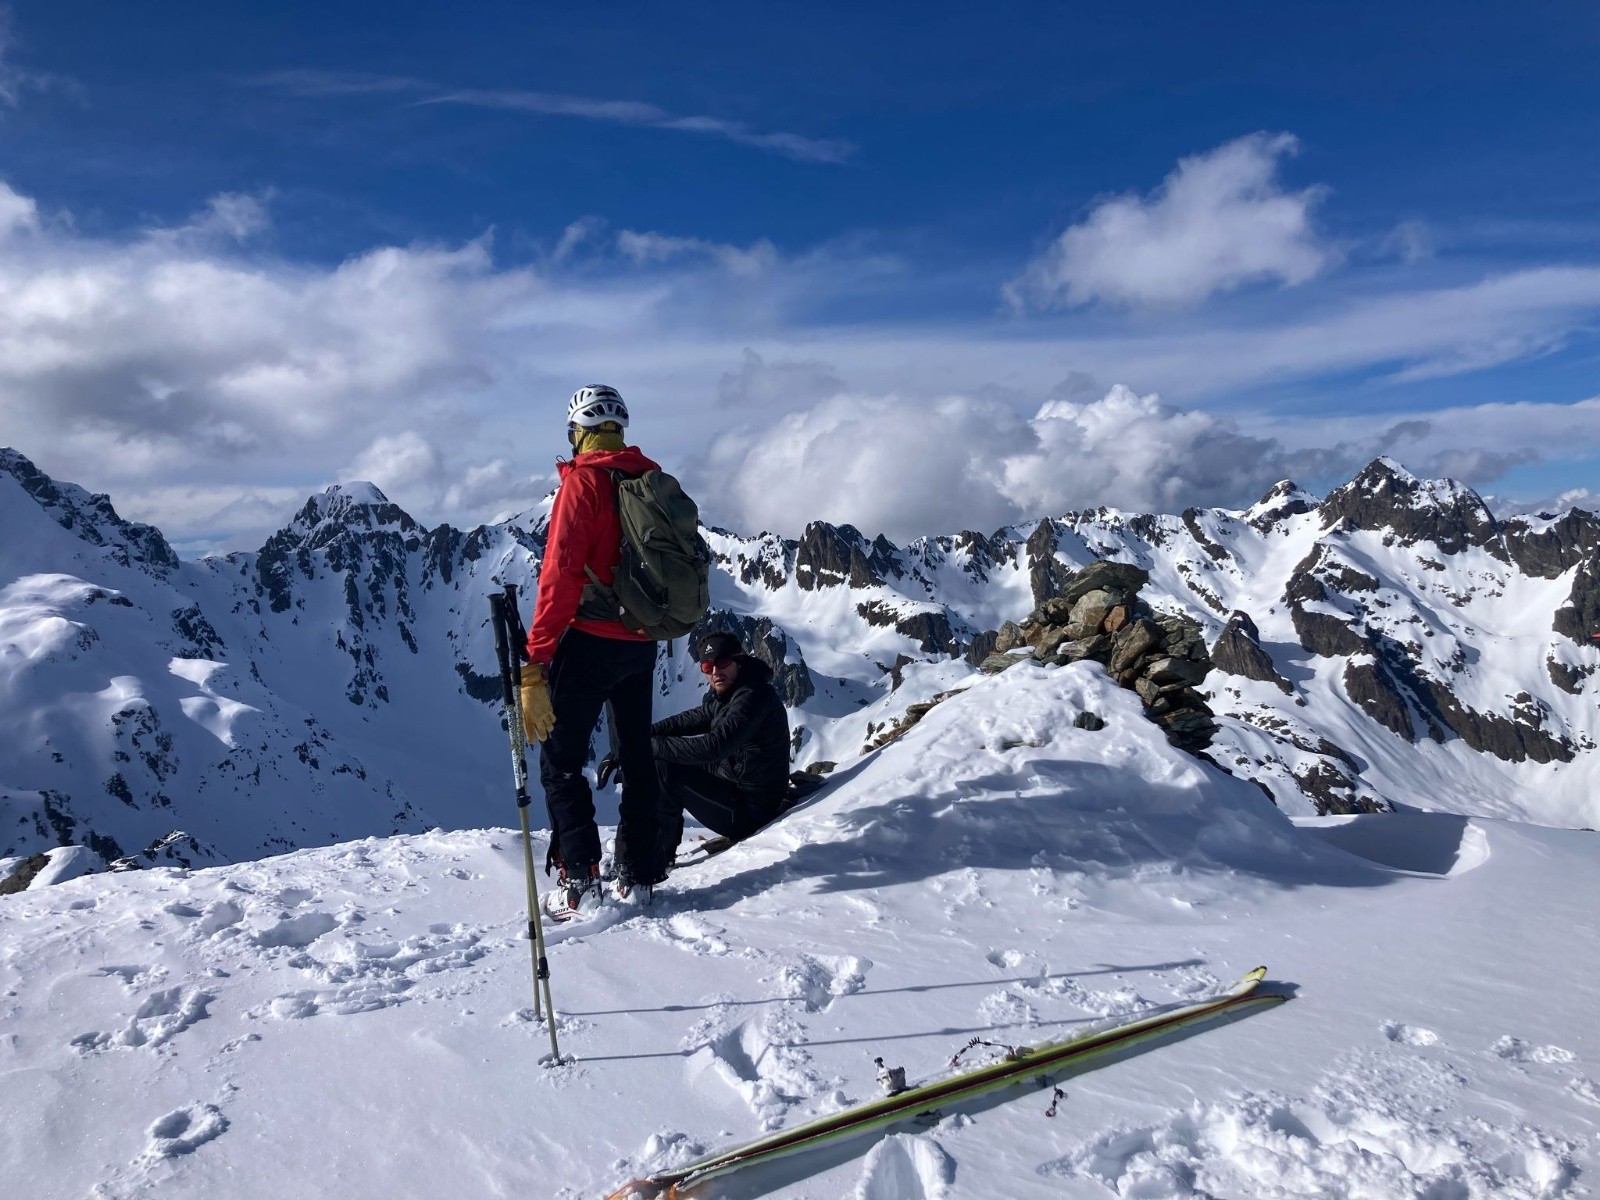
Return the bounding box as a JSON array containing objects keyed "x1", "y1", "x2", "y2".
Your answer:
[{"x1": 571, "y1": 424, "x2": 626, "y2": 455}]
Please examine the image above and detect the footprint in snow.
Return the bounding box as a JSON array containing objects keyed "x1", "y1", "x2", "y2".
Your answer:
[
  {"x1": 1493, "y1": 1036, "x2": 1576, "y2": 1065},
  {"x1": 139, "y1": 1104, "x2": 229, "y2": 1160},
  {"x1": 776, "y1": 954, "x2": 871, "y2": 1013},
  {"x1": 854, "y1": 1133, "x2": 955, "y2": 1200},
  {"x1": 72, "y1": 987, "x2": 213, "y2": 1053},
  {"x1": 1381, "y1": 1021, "x2": 1441, "y2": 1047}
]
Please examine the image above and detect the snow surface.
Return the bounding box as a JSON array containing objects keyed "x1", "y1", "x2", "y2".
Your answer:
[{"x1": 4, "y1": 664, "x2": 1596, "y2": 1198}]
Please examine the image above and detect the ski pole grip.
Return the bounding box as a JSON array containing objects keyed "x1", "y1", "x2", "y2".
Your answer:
[{"x1": 488, "y1": 594, "x2": 516, "y2": 707}]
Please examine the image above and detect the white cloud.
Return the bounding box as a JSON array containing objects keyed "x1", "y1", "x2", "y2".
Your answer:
[
  {"x1": 703, "y1": 385, "x2": 1299, "y2": 541},
  {"x1": 0, "y1": 178, "x2": 37, "y2": 237},
  {"x1": 1006, "y1": 133, "x2": 1333, "y2": 310},
  {"x1": 616, "y1": 230, "x2": 777, "y2": 278}
]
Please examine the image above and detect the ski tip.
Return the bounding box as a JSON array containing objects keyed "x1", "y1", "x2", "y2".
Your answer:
[{"x1": 1243, "y1": 965, "x2": 1268, "y2": 985}]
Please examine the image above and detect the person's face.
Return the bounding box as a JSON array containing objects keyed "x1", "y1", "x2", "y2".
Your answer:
[{"x1": 702, "y1": 656, "x2": 739, "y2": 694}]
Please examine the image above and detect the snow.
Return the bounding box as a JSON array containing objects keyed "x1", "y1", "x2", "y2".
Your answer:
[{"x1": 3, "y1": 663, "x2": 1597, "y2": 1199}]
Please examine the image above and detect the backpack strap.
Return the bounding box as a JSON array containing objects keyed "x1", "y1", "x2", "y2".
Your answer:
[{"x1": 575, "y1": 467, "x2": 634, "y2": 624}]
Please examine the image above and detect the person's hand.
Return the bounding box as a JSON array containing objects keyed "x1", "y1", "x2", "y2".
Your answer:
[
  {"x1": 519, "y1": 664, "x2": 555, "y2": 743},
  {"x1": 596, "y1": 753, "x2": 622, "y2": 789}
]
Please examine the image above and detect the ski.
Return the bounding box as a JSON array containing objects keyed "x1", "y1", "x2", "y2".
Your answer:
[
  {"x1": 604, "y1": 966, "x2": 1281, "y2": 1199},
  {"x1": 673, "y1": 834, "x2": 735, "y2": 867},
  {"x1": 670, "y1": 774, "x2": 830, "y2": 868}
]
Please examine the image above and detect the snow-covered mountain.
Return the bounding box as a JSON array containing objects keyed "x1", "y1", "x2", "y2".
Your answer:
[{"x1": 3, "y1": 445, "x2": 1599, "y2": 886}]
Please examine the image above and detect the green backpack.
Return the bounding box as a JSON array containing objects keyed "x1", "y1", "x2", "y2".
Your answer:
[{"x1": 579, "y1": 469, "x2": 712, "y2": 640}]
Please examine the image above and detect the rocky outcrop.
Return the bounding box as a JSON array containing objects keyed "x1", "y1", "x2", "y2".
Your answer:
[
  {"x1": 1503, "y1": 509, "x2": 1600, "y2": 579},
  {"x1": 1552, "y1": 555, "x2": 1600, "y2": 645},
  {"x1": 1007, "y1": 559, "x2": 1217, "y2": 753},
  {"x1": 1024, "y1": 520, "x2": 1075, "y2": 607},
  {"x1": 796, "y1": 522, "x2": 902, "y2": 591},
  {"x1": 855, "y1": 601, "x2": 961, "y2": 656},
  {"x1": 1343, "y1": 658, "x2": 1415, "y2": 741},
  {"x1": 1292, "y1": 606, "x2": 1368, "y2": 658},
  {"x1": 1211, "y1": 611, "x2": 1292, "y2": 693}
]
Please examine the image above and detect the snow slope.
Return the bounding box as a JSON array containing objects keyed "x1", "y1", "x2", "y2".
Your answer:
[{"x1": 4, "y1": 665, "x2": 1595, "y2": 1199}]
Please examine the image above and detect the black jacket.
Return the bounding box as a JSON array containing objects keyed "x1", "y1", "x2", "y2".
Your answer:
[{"x1": 651, "y1": 655, "x2": 791, "y2": 799}]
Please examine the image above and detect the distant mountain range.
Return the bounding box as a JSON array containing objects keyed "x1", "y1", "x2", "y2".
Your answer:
[{"x1": 3, "y1": 445, "x2": 1597, "y2": 881}]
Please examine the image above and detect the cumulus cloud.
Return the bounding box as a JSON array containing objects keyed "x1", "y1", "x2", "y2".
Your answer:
[
  {"x1": 702, "y1": 384, "x2": 1306, "y2": 541},
  {"x1": 1006, "y1": 133, "x2": 1332, "y2": 310}
]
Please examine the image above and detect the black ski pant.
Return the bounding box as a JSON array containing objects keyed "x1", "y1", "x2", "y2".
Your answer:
[
  {"x1": 539, "y1": 628, "x2": 660, "y2": 883},
  {"x1": 654, "y1": 760, "x2": 783, "y2": 874}
]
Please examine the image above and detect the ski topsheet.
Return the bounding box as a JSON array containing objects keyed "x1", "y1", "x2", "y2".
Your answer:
[{"x1": 604, "y1": 965, "x2": 1282, "y2": 1199}]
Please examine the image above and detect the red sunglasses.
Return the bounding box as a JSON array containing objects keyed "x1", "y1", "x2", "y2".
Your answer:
[{"x1": 699, "y1": 656, "x2": 735, "y2": 674}]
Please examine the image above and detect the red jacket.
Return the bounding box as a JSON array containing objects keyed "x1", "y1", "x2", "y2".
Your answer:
[{"x1": 525, "y1": 446, "x2": 660, "y2": 665}]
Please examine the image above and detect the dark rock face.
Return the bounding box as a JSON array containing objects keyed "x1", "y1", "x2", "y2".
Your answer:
[
  {"x1": 1292, "y1": 606, "x2": 1368, "y2": 658},
  {"x1": 1503, "y1": 509, "x2": 1600, "y2": 579},
  {"x1": 692, "y1": 610, "x2": 815, "y2": 707},
  {"x1": 963, "y1": 629, "x2": 999, "y2": 667},
  {"x1": 1320, "y1": 458, "x2": 1505, "y2": 559},
  {"x1": 1547, "y1": 657, "x2": 1588, "y2": 695},
  {"x1": 1181, "y1": 509, "x2": 1230, "y2": 562},
  {"x1": 1343, "y1": 659, "x2": 1415, "y2": 741},
  {"x1": 1553, "y1": 555, "x2": 1600, "y2": 645},
  {"x1": 1344, "y1": 641, "x2": 1576, "y2": 765},
  {"x1": 796, "y1": 522, "x2": 902, "y2": 592},
  {"x1": 0, "y1": 447, "x2": 181, "y2": 577},
  {"x1": 1211, "y1": 611, "x2": 1292, "y2": 693},
  {"x1": 1293, "y1": 761, "x2": 1383, "y2": 815},
  {"x1": 1024, "y1": 520, "x2": 1075, "y2": 606},
  {"x1": 0, "y1": 852, "x2": 51, "y2": 895}
]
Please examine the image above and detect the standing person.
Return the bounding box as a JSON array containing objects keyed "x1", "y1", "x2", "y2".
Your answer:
[
  {"x1": 649, "y1": 631, "x2": 792, "y2": 876},
  {"x1": 520, "y1": 385, "x2": 663, "y2": 918}
]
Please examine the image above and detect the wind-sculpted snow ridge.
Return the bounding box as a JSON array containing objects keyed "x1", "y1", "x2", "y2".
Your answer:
[
  {"x1": 5, "y1": 444, "x2": 1600, "y2": 891},
  {"x1": 1, "y1": 662, "x2": 1596, "y2": 1199}
]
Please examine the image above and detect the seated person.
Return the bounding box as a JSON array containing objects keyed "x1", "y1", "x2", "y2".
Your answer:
[{"x1": 651, "y1": 631, "x2": 791, "y2": 873}]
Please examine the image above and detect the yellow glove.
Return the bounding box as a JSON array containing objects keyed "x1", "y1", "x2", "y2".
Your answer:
[{"x1": 519, "y1": 663, "x2": 556, "y2": 744}]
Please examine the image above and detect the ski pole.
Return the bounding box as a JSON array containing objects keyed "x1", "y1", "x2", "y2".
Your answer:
[{"x1": 489, "y1": 586, "x2": 562, "y2": 1066}]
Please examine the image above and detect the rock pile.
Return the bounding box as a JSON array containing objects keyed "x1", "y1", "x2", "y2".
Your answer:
[{"x1": 981, "y1": 560, "x2": 1219, "y2": 753}]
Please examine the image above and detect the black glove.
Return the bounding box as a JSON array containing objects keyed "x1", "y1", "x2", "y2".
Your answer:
[{"x1": 596, "y1": 753, "x2": 622, "y2": 789}]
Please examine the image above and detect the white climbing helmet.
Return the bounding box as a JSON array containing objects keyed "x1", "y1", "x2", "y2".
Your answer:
[{"x1": 567, "y1": 384, "x2": 629, "y2": 429}]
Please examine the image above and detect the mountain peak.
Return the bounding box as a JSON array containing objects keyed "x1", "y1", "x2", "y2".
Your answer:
[
  {"x1": 1321, "y1": 458, "x2": 1502, "y2": 557},
  {"x1": 286, "y1": 481, "x2": 414, "y2": 540},
  {"x1": 1246, "y1": 479, "x2": 1319, "y2": 532}
]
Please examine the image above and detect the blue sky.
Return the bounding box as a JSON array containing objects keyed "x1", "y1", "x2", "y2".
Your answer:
[{"x1": 2, "y1": 2, "x2": 1599, "y2": 550}]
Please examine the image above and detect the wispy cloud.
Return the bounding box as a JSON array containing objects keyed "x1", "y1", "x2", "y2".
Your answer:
[
  {"x1": 247, "y1": 69, "x2": 854, "y2": 164},
  {"x1": 0, "y1": 8, "x2": 82, "y2": 109},
  {"x1": 1006, "y1": 132, "x2": 1332, "y2": 310}
]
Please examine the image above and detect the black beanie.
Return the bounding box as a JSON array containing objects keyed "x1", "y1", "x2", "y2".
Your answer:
[{"x1": 698, "y1": 630, "x2": 743, "y2": 662}]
